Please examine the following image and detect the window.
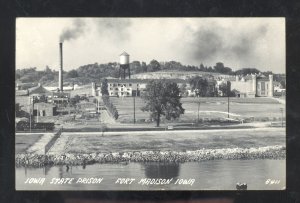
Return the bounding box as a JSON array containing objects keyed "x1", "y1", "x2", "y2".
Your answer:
[
  {"x1": 115, "y1": 88, "x2": 118, "y2": 91},
  {"x1": 118, "y1": 84, "x2": 121, "y2": 86},
  {"x1": 129, "y1": 84, "x2": 132, "y2": 86},
  {"x1": 261, "y1": 82, "x2": 265, "y2": 91}
]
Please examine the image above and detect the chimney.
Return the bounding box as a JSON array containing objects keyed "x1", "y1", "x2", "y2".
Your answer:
[{"x1": 59, "y1": 42, "x2": 63, "y2": 92}]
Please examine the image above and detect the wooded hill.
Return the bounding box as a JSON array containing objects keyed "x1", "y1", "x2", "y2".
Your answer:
[{"x1": 16, "y1": 60, "x2": 285, "y2": 87}]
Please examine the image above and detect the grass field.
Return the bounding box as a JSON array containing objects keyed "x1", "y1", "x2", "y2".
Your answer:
[
  {"x1": 53, "y1": 128, "x2": 285, "y2": 154},
  {"x1": 15, "y1": 134, "x2": 43, "y2": 154},
  {"x1": 110, "y1": 97, "x2": 285, "y2": 123}
]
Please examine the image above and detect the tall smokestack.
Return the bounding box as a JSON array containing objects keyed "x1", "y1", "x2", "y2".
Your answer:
[{"x1": 59, "y1": 42, "x2": 63, "y2": 92}]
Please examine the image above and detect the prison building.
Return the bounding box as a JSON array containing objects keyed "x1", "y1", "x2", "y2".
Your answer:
[
  {"x1": 28, "y1": 84, "x2": 52, "y2": 97},
  {"x1": 33, "y1": 102, "x2": 57, "y2": 117},
  {"x1": 16, "y1": 83, "x2": 38, "y2": 91},
  {"x1": 106, "y1": 78, "x2": 186, "y2": 97},
  {"x1": 48, "y1": 92, "x2": 70, "y2": 104},
  {"x1": 227, "y1": 74, "x2": 273, "y2": 98},
  {"x1": 77, "y1": 102, "x2": 97, "y2": 114}
]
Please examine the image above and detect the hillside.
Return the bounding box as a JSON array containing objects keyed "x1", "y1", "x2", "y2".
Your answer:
[{"x1": 16, "y1": 61, "x2": 285, "y2": 86}]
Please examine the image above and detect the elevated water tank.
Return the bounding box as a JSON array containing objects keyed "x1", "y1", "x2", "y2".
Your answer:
[{"x1": 120, "y1": 52, "x2": 130, "y2": 65}]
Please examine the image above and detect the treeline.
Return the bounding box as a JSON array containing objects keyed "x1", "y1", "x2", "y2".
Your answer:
[
  {"x1": 16, "y1": 66, "x2": 57, "y2": 84},
  {"x1": 16, "y1": 61, "x2": 284, "y2": 85}
]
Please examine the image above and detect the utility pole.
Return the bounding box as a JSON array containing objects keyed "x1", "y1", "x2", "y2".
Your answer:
[
  {"x1": 197, "y1": 100, "x2": 200, "y2": 123},
  {"x1": 227, "y1": 81, "x2": 230, "y2": 119},
  {"x1": 29, "y1": 96, "x2": 31, "y2": 133},
  {"x1": 280, "y1": 108, "x2": 283, "y2": 127},
  {"x1": 133, "y1": 88, "x2": 136, "y2": 124},
  {"x1": 37, "y1": 104, "x2": 39, "y2": 123}
]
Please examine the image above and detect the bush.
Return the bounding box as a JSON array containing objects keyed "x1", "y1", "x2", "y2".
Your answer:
[{"x1": 102, "y1": 96, "x2": 119, "y2": 120}]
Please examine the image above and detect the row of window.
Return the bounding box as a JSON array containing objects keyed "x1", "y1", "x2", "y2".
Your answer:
[
  {"x1": 109, "y1": 88, "x2": 132, "y2": 91},
  {"x1": 110, "y1": 92, "x2": 131, "y2": 96},
  {"x1": 109, "y1": 83, "x2": 141, "y2": 87}
]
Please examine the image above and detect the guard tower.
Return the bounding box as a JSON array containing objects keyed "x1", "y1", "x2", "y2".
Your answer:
[{"x1": 119, "y1": 52, "x2": 130, "y2": 79}]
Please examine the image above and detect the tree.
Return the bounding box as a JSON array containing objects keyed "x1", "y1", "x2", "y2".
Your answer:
[
  {"x1": 199, "y1": 63, "x2": 205, "y2": 71},
  {"x1": 147, "y1": 60, "x2": 161, "y2": 72},
  {"x1": 189, "y1": 76, "x2": 209, "y2": 97},
  {"x1": 235, "y1": 68, "x2": 260, "y2": 76},
  {"x1": 180, "y1": 83, "x2": 188, "y2": 97},
  {"x1": 45, "y1": 66, "x2": 52, "y2": 74},
  {"x1": 141, "y1": 80, "x2": 185, "y2": 127},
  {"x1": 101, "y1": 78, "x2": 109, "y2": 96},
  {"x1": 66, "y1": 70, "x2": 79, "y2": 78},
  {"x1": 141, "y1": 62, "x2": 147, "y2": 72},
  {"x1": 70, "y1": 95, "x2": 81, "y2": 106},
  {"x1": 218, "y1": 81, "x2": 231, "y2": 96},
  {"x1": 131, "y1": 61, "x2": 141, "y2": 74},
  {"x1": 213, "y1": 62, "x2": 233, "y2": 74}
]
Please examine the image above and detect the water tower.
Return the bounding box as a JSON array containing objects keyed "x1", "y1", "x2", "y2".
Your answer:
[{"x1": 119, "y1": 52, "x2": 130, "y2": 79}]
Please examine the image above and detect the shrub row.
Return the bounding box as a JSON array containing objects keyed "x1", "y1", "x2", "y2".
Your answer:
[
  {"x1": 102, "y1": 96, "x2": 119, "y2": 119},
  {"x1": 15, "y1": 145, "x2": 286, "y2": 167},
  {"x1": 16, "y1": 121, "x2": 54, "y2": 131}
]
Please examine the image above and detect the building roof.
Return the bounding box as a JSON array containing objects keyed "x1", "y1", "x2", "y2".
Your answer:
[
  {"x1": 16, "y1": 90, "x2": 28, "y2": 96},
  {"x1": 77, "y1": 102, "x2": 96, "y2": 109},
  {"x1": 256, "y1": 77, "x2": 270, "y2": 81},
  {"x1": 28, "y1": 85, "x2": 52, "y2": 95},
  {"x1": 106, "y1": 78, "x2": 187, "y2": 84},
  {"x1": 226, "y1": 75, "x2": 255, "y2": 82},
  {"x1": 16, "y1": 83, "x2": 37, "y2": 90},
  {"x1": 34, "y1": 102, "x2": 56, "y2": 109},
  {"x1": 120, "y1": 52, "x2": 129, "y2": 56}
]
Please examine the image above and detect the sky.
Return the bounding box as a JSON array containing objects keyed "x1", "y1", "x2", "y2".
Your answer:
[{"x1": 16, "y1": 18, "x2": 285, "y2": 73}]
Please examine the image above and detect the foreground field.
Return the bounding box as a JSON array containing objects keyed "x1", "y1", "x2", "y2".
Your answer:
[
  {"x1": 15, "y1": 128, "x2": 285, "y2": 166},
  {"x1": 110, "y1": 97, "x2": 285, "y2": 123},
  {"x1": 15, "y1": 134, "x2": 43, "y2": 153},
  {"x1": 50, "y1": 128, "x2": 285, "y2": 154}
]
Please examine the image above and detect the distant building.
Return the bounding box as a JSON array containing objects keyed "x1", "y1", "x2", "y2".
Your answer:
[
  {"x1": 91, "y1": 82, "x2": 102, "y2": 97},
  {"x1": 225, "y1": 74, "x2": 274, "y2": 98},
  {"x1": 33, "y1": 102, "x2": 57, "y2": 117},
  {"x1": 16, "y1": 82, "x2": 37, "y2": 91},
  {"x1": 49, "y1": 92, "x2": 70, "y2": 104},
  {"x1": 28, "y1": 84, "x2": 52, "y2": 97},
  {"x1": 105, "y1": 78, "x2": 186, "y2": 97},
  {"x1": 77, "y1": 102, "x2": 97, "y2": 114}
]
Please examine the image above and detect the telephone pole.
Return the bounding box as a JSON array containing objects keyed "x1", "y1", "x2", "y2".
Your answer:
[
  {"x1": 197, "y1": 100, "x2": 200, "y2": 123},
  {"x1": 133, "y1": 88, "x2": 136, "y2": 124},
  {"x1": 227, "y1": 81, "x2": 230, "y2": 119},
  {"x1": 280, "y1": 108, "x2": 284, "y2": 127}
]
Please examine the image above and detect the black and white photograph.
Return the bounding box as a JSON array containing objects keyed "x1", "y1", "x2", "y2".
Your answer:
[{"x1": 15, "y1": 17, "x2": 286, "y2": 190}]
